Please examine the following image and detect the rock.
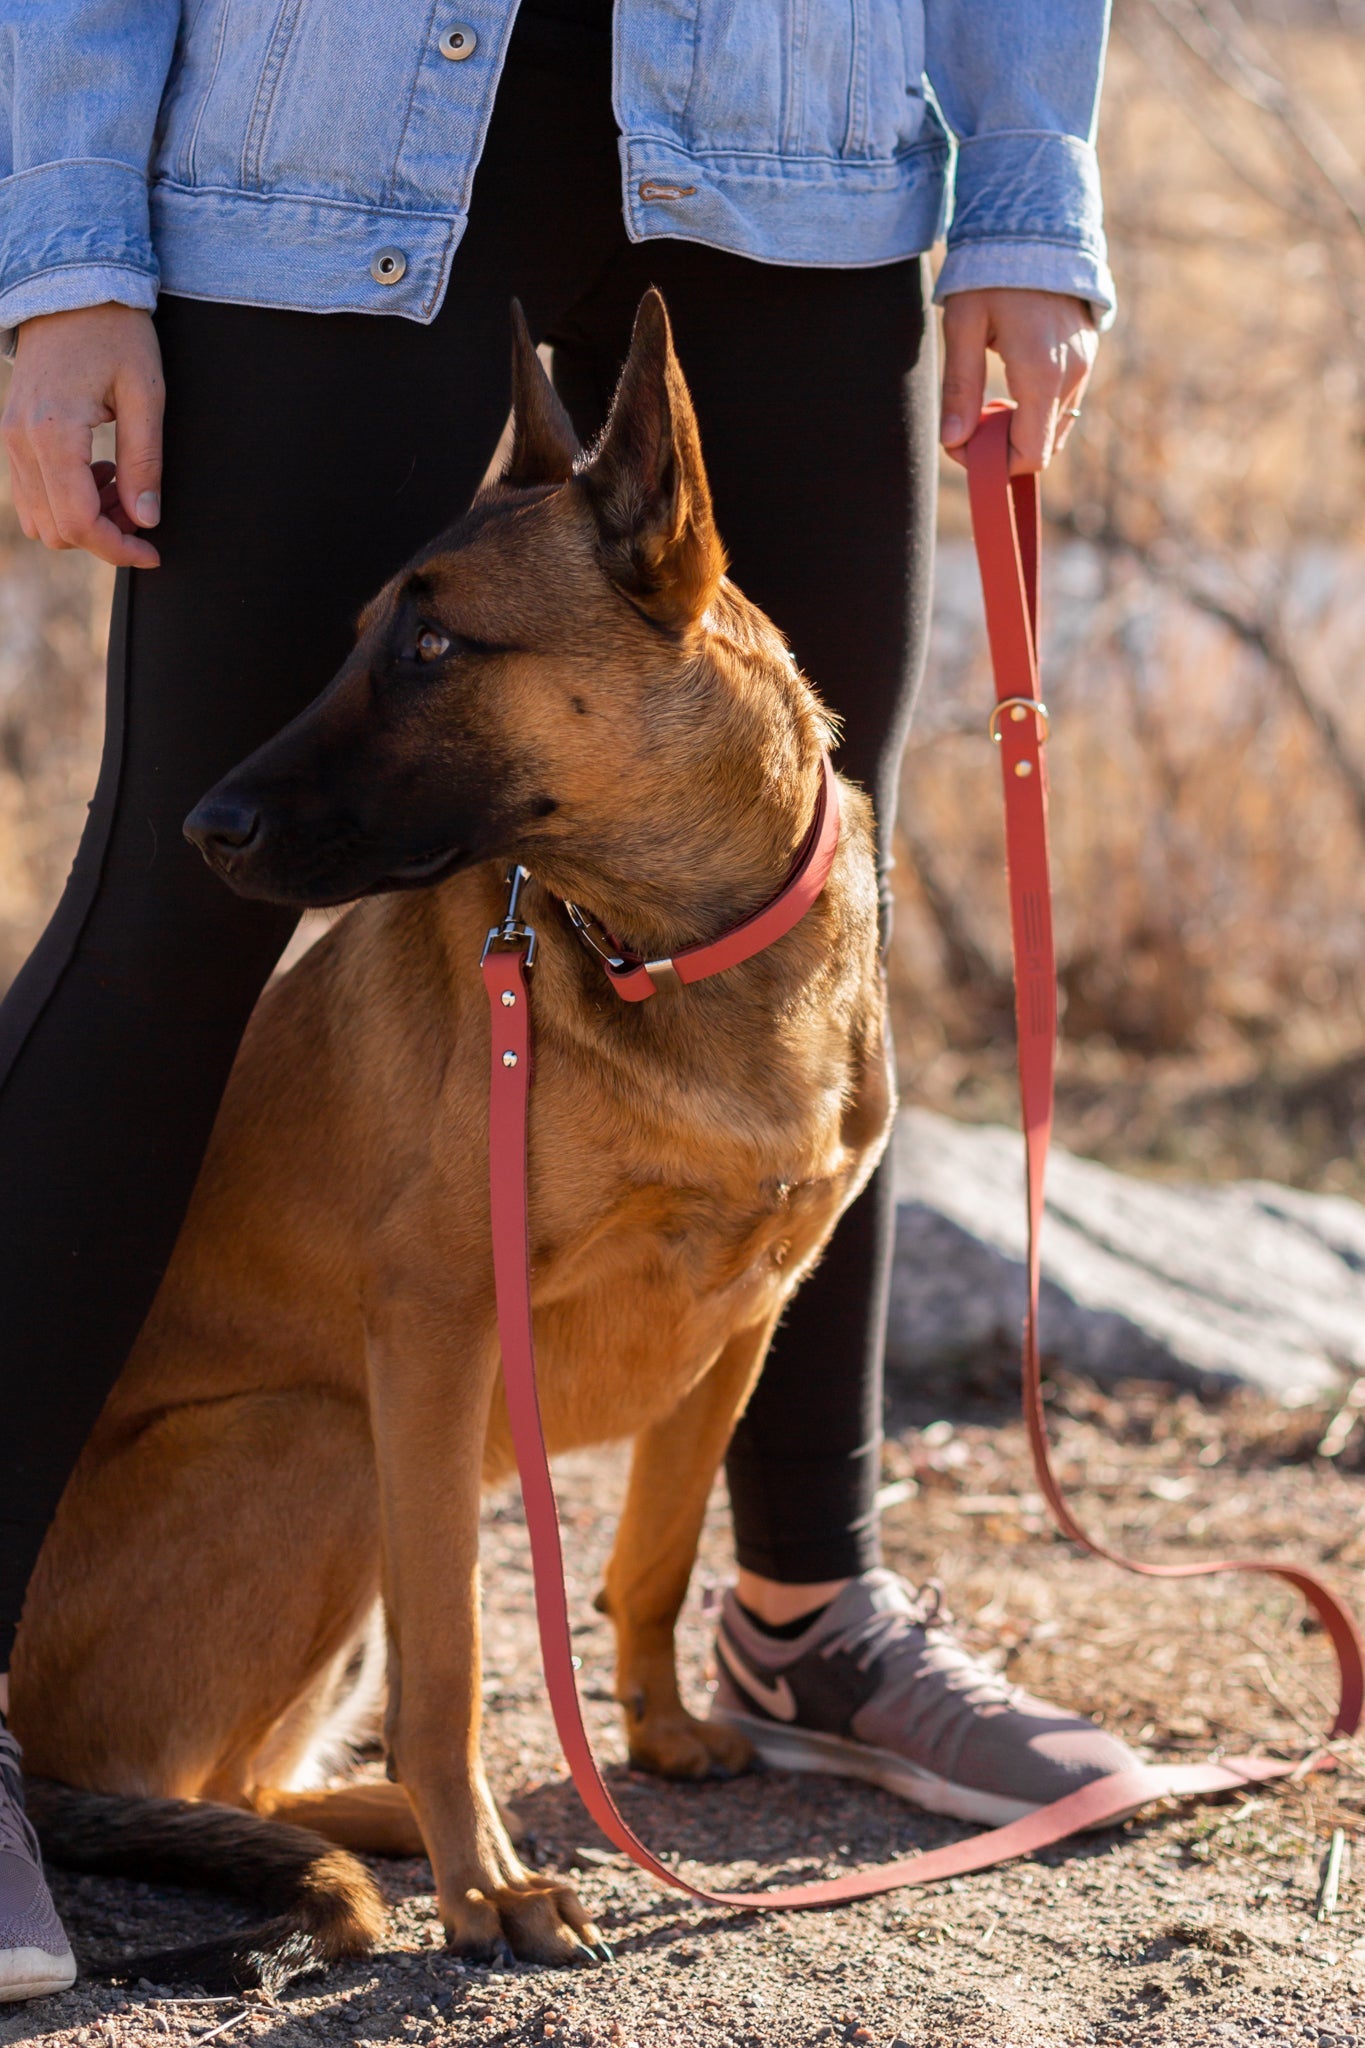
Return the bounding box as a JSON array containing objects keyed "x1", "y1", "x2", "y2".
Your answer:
[{"x1": 889, "y1": 1108, "x2": 1365, "y2": 1403}]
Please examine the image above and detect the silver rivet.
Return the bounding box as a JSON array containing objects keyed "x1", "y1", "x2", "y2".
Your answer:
[
  {"x1": 501, "y1": 989, "x2": 516, "y2": 1007},
  {"x1": 439, "y1": 23, "x2": 477, "y2": 58},
  {"x1": 1010, "y1": 703, "x2": 1028, "y2": 722},
  {"x1": 1014, "y1": 759, "x2": 1034, "y2": 778},
  {"x1": 502, "y1": 1050, "x2": 518, "y2": 1067},
  {"x1": 370, "y1": 247, "x2": 407, "y2": 286}
]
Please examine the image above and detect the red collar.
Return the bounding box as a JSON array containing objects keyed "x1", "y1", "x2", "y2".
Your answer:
[{"x1": 559, "y1": 750, "x2": 840, "y2": 999}]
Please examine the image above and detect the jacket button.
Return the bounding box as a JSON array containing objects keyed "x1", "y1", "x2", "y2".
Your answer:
[
  {"x1": 370, "y1": 247, "x2": 407, "y2": 286},
  {"x1": 438, "y1": 23, "x2": 477, "y2": 58}
]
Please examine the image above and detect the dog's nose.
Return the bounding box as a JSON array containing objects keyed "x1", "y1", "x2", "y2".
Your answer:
[{"x1": 184, "y1": 797, "x2": 263, "y2": 864}]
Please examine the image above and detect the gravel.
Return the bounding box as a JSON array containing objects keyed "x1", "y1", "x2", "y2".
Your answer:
[{"x1": 11, "y1": 1376, "x2": 1364, "y2": 2048}]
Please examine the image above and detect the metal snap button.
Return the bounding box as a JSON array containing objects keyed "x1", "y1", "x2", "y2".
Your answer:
[
  {"x1": 439, "y1": 23, "x2": 477, "y2": 59},
  {"x1": 370, "y1": 247, "x2": 407, "y2": 286}
]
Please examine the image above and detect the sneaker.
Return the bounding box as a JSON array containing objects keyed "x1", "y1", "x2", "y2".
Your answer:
[
  {"x1": 710, "y1": 1569, "x2": 1141, "y2": 1828},
  {"x1": 0, "y1": 1724, "x2": 76, "y2": 2000}
]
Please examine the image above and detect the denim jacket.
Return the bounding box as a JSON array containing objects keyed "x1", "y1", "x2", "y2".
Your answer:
[{"x1": 0, "y1": 2, "x2": 1115, "y2": 340}]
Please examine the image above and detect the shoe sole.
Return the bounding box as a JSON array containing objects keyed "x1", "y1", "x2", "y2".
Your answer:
[
  {"x1": 0, "y1": 1946, "x2": 77, "y2": 2001},
  {"x1": 711, "y1": 1708, "x2": 1143, "y2": 1833}
]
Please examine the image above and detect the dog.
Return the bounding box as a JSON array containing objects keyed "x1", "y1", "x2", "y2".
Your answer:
[{"x1": 11, "y1": 292, "x2": 893, "y2": 1985}]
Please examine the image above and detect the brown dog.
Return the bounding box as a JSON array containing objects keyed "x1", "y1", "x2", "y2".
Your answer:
[{"x1": 11, "y1": 293, "x2": 892, "y2": 1984}]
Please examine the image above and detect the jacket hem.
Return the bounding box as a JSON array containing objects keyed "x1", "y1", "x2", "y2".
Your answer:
[
  {"x1": 150, "y1": 181, "x2": 466, "y2": 324},
  {"x1": 621, "y1": 136, "x2": 951, "y2": 269}
]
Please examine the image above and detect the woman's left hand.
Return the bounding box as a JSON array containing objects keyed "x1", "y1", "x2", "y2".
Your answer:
[{"x1": 939, "y1": 287, "x2": 1098, "y2": 475}]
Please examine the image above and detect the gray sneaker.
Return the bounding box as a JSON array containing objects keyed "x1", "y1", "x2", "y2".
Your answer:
[
  {"x1": 0, "y1": 1725, "x2": 76, "y2": 2000},
  {"x1": 710, "y1": 1569, "x2": 1140, "y2": 1827}
]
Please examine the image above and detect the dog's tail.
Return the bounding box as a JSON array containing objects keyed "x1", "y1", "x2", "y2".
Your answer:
[{"x1": 27, "y1": 1779, "x2": 387, "y2": 1996}]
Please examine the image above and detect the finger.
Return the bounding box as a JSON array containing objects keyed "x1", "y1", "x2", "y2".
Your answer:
[
  {"x1": 9, "y1": 435, "x2": 71, "y2": 550},
  {"x1": 42, "y1": 447, "x2": 159, "y2": 567},
  {"x1": 32, "y1": 415, "x2": 99, "y2": 543},
  {"x1": 3, "y1": 436, "x2": 47, "y2": 542},
  {"x1": 1003, "y1": 361, "x2": 1064, "y2": 474},
  {"x1": 35, "y1": 420, "x2": 158, "y2": 565},
  {"x1": 939, "y1": 295, "x2": 989, "y2": 469},
  {"x1": 93, "y1": 457, "x2": 143, "y2": 535},
  {"x1": 77, "y1": 509, "x2": 161, "y2": 569},
  {"x1": 112, "y1": 360, "x2": 164, "y2": 533},
  {"x1": 1051, "y1": 354, "x2": 1096, "y2": 460}
]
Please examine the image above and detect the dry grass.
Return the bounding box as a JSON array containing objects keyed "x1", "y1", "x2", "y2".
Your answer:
[
  {"x1": 890, "y1": 2, "x2": 1365, "y2": 1195},
  {"x1": 887, "y1": 531, "x2": 1365, "y2": 1194}
]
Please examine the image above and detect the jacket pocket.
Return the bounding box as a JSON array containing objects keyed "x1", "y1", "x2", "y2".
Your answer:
[
  {"x1": 153, "y1": 0, "x2": 228, "y2": 185},
  {"x1": 681, "y1": 0, "x2": 927, "y2": 165},
  {"x1": 241, "y1": 0, "x2": 308, "y2": 190},
  {"x1": 157, "y1": 0, "x2": 432, "y2": 209},
  {"x1": 835, "y1": 0, "x2": 928, "y2": 162}
]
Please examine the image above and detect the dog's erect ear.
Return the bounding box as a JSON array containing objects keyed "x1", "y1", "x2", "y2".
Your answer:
[
  {"x1": 579, "y1": 289, "x2": 724, "y2": 631},
  {"x1": 501, "y1": 300, "x2": 580, "y2": 490}
]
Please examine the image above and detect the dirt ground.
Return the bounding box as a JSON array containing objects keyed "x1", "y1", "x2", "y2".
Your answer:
[{"x1": 8, "y1": 1370, "x2": 1364, "y2": 2048}]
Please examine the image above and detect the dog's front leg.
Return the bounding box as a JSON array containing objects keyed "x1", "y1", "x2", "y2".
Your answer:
[
  {"x1": 600, "y1": 1314, "x2": 778, "y2": 1782},
  {"x1": 367, "y1": 1273, "x2": 601, "y2": 1968}
]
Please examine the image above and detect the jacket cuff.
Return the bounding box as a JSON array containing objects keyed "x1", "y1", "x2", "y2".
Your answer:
[
  {"x1": 940, "y1": 129, "x2": 1115, "y2": 327},
  {"x1": 0, "y1": 159, "x2": 158, "y2": 341},
  {"x1": 934, "y1": 238, "x2": 1116, "y2": 328}
]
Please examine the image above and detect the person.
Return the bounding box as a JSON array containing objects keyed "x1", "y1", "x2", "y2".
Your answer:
[{"x1": 0, "y1": 0, "x2": 1133, "y2": 1997}]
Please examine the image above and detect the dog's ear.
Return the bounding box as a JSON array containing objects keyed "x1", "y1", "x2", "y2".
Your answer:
[
  {"x1": 501, "y1": 300, "x2": 580, "y2": 489},
  {"x1": 580, "y1": 289, "x2": 724, "y2": 631}
]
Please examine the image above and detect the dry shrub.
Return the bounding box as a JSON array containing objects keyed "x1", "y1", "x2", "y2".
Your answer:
[{"x1": 893, "y1": 1, "x2": 1365, "y2": 1196}]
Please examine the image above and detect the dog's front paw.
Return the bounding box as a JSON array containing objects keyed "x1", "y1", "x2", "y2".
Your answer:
[
  {"x1": 444, "y1": 1877, "x2": 607, "y2": 1968},
  {"x1": 627, "y1": 1709, "x2": 754, "y2": 1781}
]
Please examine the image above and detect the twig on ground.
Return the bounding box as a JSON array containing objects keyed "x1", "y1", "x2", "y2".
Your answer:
[
  {"x1": 191, "y1": 2011, "x2": 251, "y2": 2046},
  {"x1": 144, "y1": 2000, "x2": 244, "y2": 2009},
  {"x1": 1318, "y1": 1380, "x2": 1365, "y2": 1461},
  {"x1": 1317, "y1": 1829, "x2": 1348, "y2": 1921}
]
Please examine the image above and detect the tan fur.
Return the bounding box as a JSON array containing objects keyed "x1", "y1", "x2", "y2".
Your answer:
[{"x1": 10, "y1": 293, "x2": 893, "y2": 1968}]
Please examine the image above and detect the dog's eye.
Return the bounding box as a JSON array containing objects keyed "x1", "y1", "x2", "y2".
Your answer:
[{"x1": 415, "y1": 628, "x2": 450, "y2": 663}]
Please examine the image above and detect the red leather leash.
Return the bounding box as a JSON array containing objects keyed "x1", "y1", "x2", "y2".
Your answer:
[
  {"x1": 479, "y1": 404, "x2": 1363, "y2": 1915},
  {"x1": 967, "y1": 402, "x2": 1364, "y2": 1735}
]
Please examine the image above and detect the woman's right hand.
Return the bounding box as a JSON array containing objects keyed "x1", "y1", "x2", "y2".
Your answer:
[{"x1": 3, "y1": 303, "x2": 165, "y2": 569}]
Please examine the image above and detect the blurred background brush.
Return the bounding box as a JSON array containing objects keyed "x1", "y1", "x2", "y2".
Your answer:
[{"x1": 3, "y1": 0, "x2": 1364, "y2": 1201}]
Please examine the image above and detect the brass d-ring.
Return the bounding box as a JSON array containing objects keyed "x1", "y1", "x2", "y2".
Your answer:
[{"x1": 988, "y1": 697, "x2": 1050, "y2": 745}]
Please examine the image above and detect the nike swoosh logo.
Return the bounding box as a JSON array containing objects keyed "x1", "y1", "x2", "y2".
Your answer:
[{"x1": 717, "y1": 1630, "x2": 798, "y2": 1722}]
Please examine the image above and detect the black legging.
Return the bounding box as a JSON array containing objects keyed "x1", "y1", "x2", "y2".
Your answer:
[{"x1": 0, "y1": 12, "x2": 936, "y2": 1663}]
